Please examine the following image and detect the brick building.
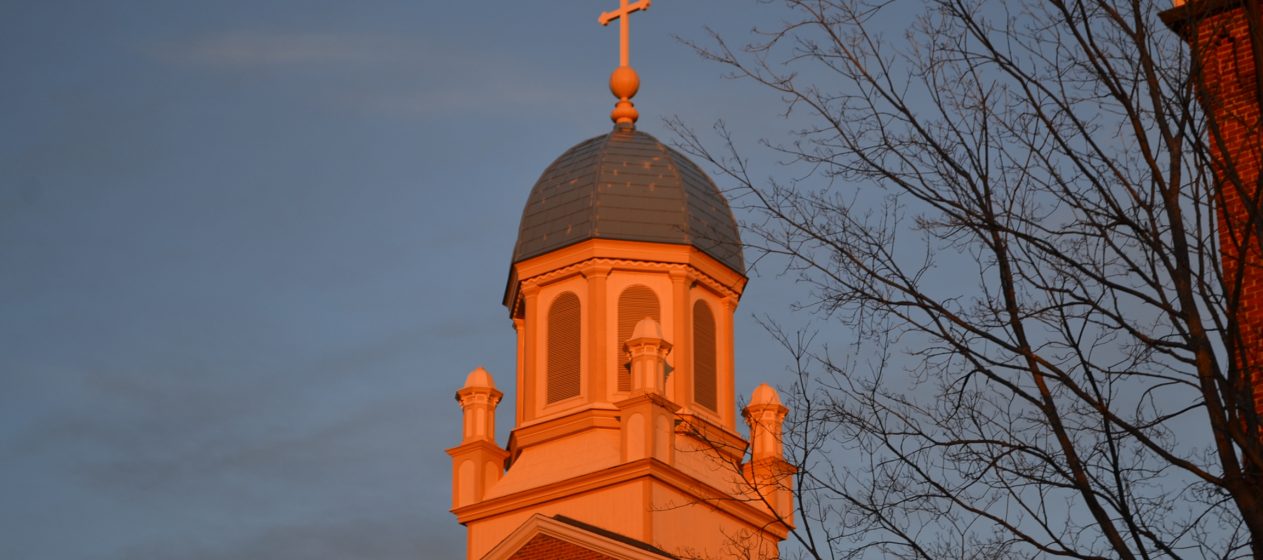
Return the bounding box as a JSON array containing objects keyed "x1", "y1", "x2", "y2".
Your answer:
[{"x1": 1162, "y1": 0, "x2": 1263, "y2": 422}]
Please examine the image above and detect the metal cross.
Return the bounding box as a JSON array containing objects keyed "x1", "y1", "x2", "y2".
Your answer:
[{"x1": 599, "y1": 0, "x2": 651, "y2": 67}]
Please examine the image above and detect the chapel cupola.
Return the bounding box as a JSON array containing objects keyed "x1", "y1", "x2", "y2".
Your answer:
[
  {"x1": 449, "y1": 3, "x2": 792, "y2": 558},
  {"x1": 501, "y1": 126, "x2": 748, "y2": 429}
]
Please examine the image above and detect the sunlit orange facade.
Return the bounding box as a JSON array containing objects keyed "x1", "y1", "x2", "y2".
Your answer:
[
  {"x1": 449, "y1": 5, "x2": 792, "y2": 557},
  {"x1": 449, "y1": 236, "x2": 792, "y2": 559}
]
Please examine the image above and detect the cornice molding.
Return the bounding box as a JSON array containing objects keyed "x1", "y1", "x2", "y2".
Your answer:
[
  {"x1": 504, "y1": 239, "x2": 748, "y2": 315},
  {"x1": 446, "y1": 439, "x2": 511, "y2": 460},
  {"x1": 675, "y1": 412, "x2": 749, "y2": 463},
  {"x1": 507, "y1": 406, "x2": 622, "y2": 460},
  {"x1": 453, "y1": 458, "x2": 789, "y2": 539}
]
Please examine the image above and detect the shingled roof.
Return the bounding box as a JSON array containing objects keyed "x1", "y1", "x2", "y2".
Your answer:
[{"x1": 511, "y1": 127, "x2": 744, "y2": 274}]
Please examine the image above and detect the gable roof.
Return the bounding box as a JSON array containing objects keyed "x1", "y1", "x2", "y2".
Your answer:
[{"x1": 483, "y1": 514, "x2": 677, "y2": 560}]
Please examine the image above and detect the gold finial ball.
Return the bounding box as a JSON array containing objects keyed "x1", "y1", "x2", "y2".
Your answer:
[
  {"x1": 609, "y1": 66, "x2": 640, "y2": 125},
  {"x1": 609, "y1": 65, "x2": 640, "y2": 101}
]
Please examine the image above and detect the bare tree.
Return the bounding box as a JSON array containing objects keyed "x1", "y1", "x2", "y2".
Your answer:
[{"x1": 670, "y1": 0, "x2": 1263, "y2": 558}]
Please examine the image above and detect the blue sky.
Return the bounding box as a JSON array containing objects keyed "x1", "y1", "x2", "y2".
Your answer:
[{"x1": 1, "y1": 2, "x2": 817, "y2": 558}]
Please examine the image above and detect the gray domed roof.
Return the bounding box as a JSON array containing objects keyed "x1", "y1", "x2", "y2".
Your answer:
[{"x1": 512, "y1": 128, "x2": 744, "y2": 274}]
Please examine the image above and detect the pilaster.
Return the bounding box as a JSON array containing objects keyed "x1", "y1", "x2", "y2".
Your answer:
[
  {"x1": 669, "y1": 270, "x2": 693, "y2": 408},
  {"x1": 521, "y1": 285, "x2": 541, "y2": 422},
  {"x1": 584, "y1": 265, "x2": 613, "y2": 402},
  {"x1": 718, "y1": 296, "x2": 738, "y2": 428}
]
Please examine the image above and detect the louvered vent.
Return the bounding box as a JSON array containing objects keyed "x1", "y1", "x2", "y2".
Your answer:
[
  {"x1": 547, "y1": 292, "x2": 581, "y2": 403},
  {"x1": 618, "y1": 285, "x2": 660, "y2": 391},
  {"x1": 693, "y1": 300, "x2": 717, "y2": 411}
]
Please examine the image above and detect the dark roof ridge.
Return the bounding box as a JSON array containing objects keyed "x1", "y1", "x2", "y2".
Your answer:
[{"x1": 647, "y1": 130, "x2": 695, "y2": 245}]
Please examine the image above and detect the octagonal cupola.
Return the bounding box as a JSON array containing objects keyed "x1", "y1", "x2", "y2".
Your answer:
[
  {"x1": 450, "y1": 4, "x2": 793, "y2": 557},
  {"x1": 502, "y1": 126, "x2": 748, "y2": 428}
]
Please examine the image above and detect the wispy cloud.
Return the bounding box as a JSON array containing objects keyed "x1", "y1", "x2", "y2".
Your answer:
[
  {"x1": 163, "y1": 31, "x2": 411, "y2": 67},
  {"x1": 352, "y1": 81, "x2": 589, "y2": 118},
  {"x1": 154, "y1": 30, "x2": 589, "y2": 117}
]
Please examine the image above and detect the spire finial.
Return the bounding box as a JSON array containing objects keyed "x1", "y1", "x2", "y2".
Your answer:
[{"x1": 599, "y1": 0, "x2": 651, "y2": 127}]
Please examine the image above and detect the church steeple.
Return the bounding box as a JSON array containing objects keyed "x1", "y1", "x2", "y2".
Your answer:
[{"x1": 449, "y1": 5, "x2": 792, "y2": 559}]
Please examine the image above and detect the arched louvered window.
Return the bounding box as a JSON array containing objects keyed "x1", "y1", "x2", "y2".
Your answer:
[
  {"x1": 618, "y1": 285, "x2": 660, "y2": 391},
  {"x1": 547, "y1": 292, "x2": 581, "y2": 403},
  {"x1": 693, "y1": 300, "x2": 717, "y2": 411}
]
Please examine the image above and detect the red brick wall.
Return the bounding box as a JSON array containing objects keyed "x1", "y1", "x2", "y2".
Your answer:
[
  {"x1": 1187, "y1": 2, "x2": 1263, "y2": 414},
  {"x1": 509, "y1": 534, "x2": 617, "y2": 560}
]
